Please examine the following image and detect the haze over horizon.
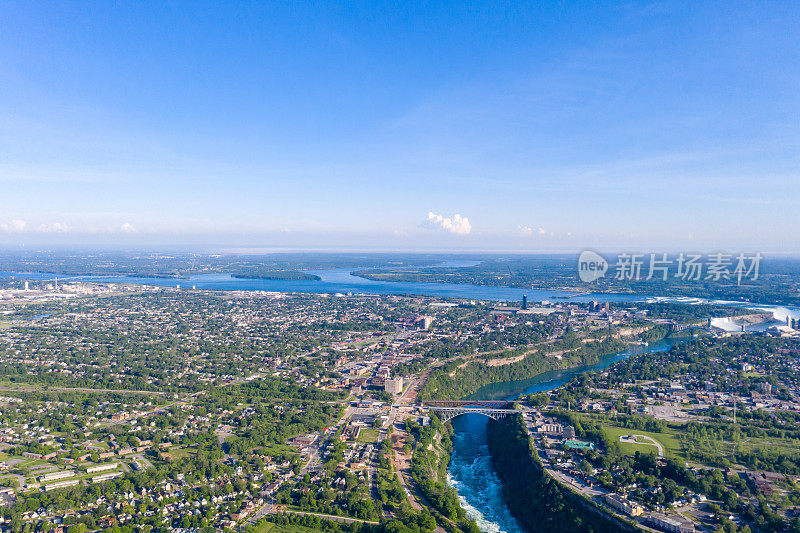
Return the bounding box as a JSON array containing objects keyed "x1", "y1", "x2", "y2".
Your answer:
[{"x1": 2, "y1": 2, "x2": 798, "y2": 251}]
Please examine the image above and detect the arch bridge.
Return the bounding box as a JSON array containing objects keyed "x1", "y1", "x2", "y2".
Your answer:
[{"x1": 421, "y1": 400, "x2": 519, "y2": 422}]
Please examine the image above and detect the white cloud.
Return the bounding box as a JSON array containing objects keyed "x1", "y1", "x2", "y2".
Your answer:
[
  {"x1": 518, "y1": 225, "x2": 548, "y2": 237},
  {"x1": 120, "y1": 222, "x2": 137, "y2": 234},
  {"x1": 425, "y1": 212, "x2": 472, "y2": 235},
  {"x1": 0, "y1": 219, "x2": 27, "y2": 233},
  {"x1": 38, "y1": 222, "x2": 69, "y2": 233}
]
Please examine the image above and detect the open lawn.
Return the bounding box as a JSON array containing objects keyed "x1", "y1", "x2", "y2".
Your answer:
[
  {"x1": 599, "y1": 425, "x2": 682, "y2": 459},
  {"x1": 251, "y1": 521, "x2": 323, "y2": 533},
  {"x1": 17, "y1": 458, "x2": 48, "y2": 469},
  {"x1": 617, "y1": 435, "x2": 661, "y2": 456},
  {"x1": 357, "y1": 428, "x2": 378, "y2": 443},
  {"x1": 167, "y1": 446, "x2": 196, "y2": 460},
  {"x1": 260, "y1": 443, "x2": 297, "y2": 457}
]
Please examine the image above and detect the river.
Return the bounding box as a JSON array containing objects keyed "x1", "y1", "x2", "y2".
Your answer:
[
  {"x1": 1, "y1": 267, "x2": 796, "y2": 531},
  {"x1": 6, "y1": 269, "x2": 798, "y2": 319},
  {"x1": 0, "y1": 268, "x2": 647, "y2": 304},
  {"x1": 447, "y1": 340, "x2": 680, "y2": 533}
]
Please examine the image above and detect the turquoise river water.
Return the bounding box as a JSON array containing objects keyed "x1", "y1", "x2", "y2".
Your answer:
[{"x1": 2, "y1": 268, "x2": 796, "y2": 532}]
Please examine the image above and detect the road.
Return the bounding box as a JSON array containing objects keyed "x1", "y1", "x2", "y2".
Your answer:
[
  {"x1": 524, "y1": 411, "x2": 608, "y2": 498},
  {"x1": 131, "y1": 453, "x2": 153, "y2": 470},
  {"x1": 301, "y1": 391, "x2": 356, "y2": 474},
  {"x1": 545, "y1": 467, "x2": 605, "y2": 498},
  {"x1": 242, "y1": 501, "x2": 276, "y2": 528},
  {"x1": 619, "y1": 434, "x2": 664, "y2": 457}
]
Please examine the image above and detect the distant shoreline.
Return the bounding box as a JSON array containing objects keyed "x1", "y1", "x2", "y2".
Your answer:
[{"x1": 232, "y1": 271, "x2": 321, "y2": 281}]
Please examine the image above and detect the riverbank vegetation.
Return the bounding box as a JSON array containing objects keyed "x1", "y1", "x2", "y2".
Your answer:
[
  {"x1": 486, "y1": 414, "x2": 633, "y2": 533},
  {"x1": 419, "y1": 335, "x2": 626, "y2": 401},
  {"x1": 539, "y1": 333, "x2": 800, "y2": 532},
  {"x1": 353, "y1": 255, "x2": 800, "y2": 307},
  {"x1": 233, "y1": 271, "x2": 322, "y2": 281},
  {"x1": 405, "y1": 417, "x2": 479, "y2": 533},
  {"x1": 252, "y1": 513, "x2": 380, "y2": 533}
]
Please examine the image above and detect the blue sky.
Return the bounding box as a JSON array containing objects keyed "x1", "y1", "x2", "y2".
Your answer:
[{"x1": 1, "y1": 1, "x2": 798, "y2": 251}]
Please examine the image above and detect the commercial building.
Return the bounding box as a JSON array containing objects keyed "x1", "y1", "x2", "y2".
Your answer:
[
  {"x1": 644, "y1": 513, "x2": 695, "y2": 533},
  {"x1": 604, "y1": 493, "x2": 643, "y2": 516},
  {"x1": 537, "y1": 423, "x2": 564, "y2": 435},
  {"x1": 563, "y1": 439, "x2": 595, "y2": 451}
]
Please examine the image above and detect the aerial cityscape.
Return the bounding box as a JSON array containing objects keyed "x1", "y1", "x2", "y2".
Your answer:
[{"x1": 1, "y1": 2, "x2": 799, "y2": 533}]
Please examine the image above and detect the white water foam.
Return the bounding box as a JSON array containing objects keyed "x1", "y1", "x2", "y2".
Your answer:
[
  {"x1": 446, "y1": 428, "x2": 524, "y2": 533},
  {"x1": 447, "y1": 472, "x2": 506, "y2": 533}
]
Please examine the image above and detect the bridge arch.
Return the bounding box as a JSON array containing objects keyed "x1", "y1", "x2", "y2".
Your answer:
[{"x1": 426, "y1": 406, "x2": 518, "y2": 423}]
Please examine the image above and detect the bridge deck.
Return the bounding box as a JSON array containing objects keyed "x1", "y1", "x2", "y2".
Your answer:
[
  {"x1": 421, "y1": 400, "x2": 515, "y2": 409},
  {"x1": 427, "y1": 407, "x2": 518, "y2": 413},
  {"x1": 424, "y1": 404, "x2": 520, "y2": 421}
]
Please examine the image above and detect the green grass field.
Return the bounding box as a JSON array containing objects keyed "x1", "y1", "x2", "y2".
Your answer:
[
  {"x1": 167, "y1": 446, "x2": 196, "y2": 460},
  {"x1": 599, "y1": 425, "x2": 682, "y2": 458},
  {"x1": 251, "y1": 521, "x2": 323, "y2": 533},
  {"x1": 357, "y1": 428, "x2": 378, "y2": 443},
  {"x1": 617, "y1": 436, "x2": 661, "y2": 456},
  {"x1": 259, "y1": 443, "x2": 297, "y2": 456}
]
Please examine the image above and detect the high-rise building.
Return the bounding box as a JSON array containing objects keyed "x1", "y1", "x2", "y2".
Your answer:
[
  {"x1": 522, "y1": 295, "x2": 528, "y2": 310},
  {"x1": 385, "y1": 377, "x2": 404, "y2": 395}
]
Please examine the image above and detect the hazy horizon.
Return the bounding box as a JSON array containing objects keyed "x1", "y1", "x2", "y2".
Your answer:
[{"x1": 2, "y1": 2, "x2": 798, "y2": 251}]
